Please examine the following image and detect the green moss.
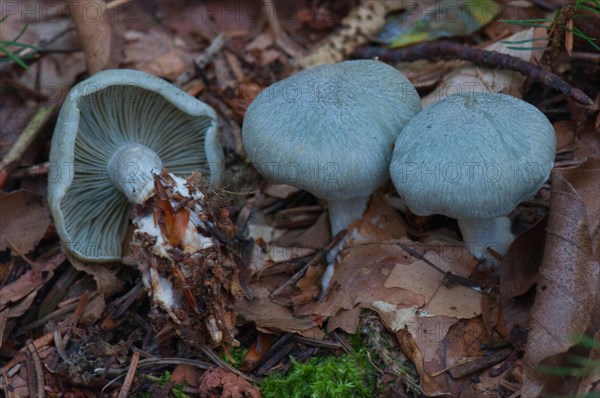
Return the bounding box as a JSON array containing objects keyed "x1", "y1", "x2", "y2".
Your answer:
[
  {"x1": 221, "y1": 345, "x2": 249, "y2": 368},
  {"x1": 260, "y1": 349, "x2": 376, "y2": 398},
  {"x1": 131, "y1": 370, "x2": 189, "y2": 398}
]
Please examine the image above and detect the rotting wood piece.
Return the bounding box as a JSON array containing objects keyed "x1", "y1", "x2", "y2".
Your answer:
[{"x1": 130, "y1": 171, "x2": 244, "y2": 348}]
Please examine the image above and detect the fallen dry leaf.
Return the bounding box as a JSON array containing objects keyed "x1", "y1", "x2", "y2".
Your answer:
[
  {"x1": 422, "y1": 27, "x2": 548, "y2": 106},
  {"x1": 0, "y1": 252, "x2": 65, "y2": 309},
  {"x1": 556, "y1": 157, "x2": 600, "y2": 260},
  {"x1": 349, "y1": 190, "x2": 408, "y2": 242},
  {"x1": 74, "y1": 0, "x2": 113, "y2": 74},
  {"x1": 522, "y1": 160, "x2": 600, "y2": 396},
  {"x1": 236, "y1": 275, "x2": 319, "y2": 334},
  {"x1": 326, "y1": 306, "x2": 362, "y2": 334},
  {"x1": 240, "y1": 333, "x2": 274, "y2": 372},
  {"x1": 69, "y1": 256, "x2": 123, "y2": 298},
  {"x1": 123, "y1": 28, "x2": 191, "y2": 80},
  {"x1": 0, "y1": 190, "x2": 51, "y2": 254},
  {"x1": 501, "y1": 217, "x2": 548, "y2": 301},
  {"x1": 554, "y1": 120, "x2": 576, "y2": 152},
  {"x1": 410, "y1": 317, "x2": 503, "y2": 396},
  {"x1": 275, "y1": 212, "x2": 331, "y2": 250},
  {"x1": 384, "y1": 249, "x2": 480, "y2": 319},
  {"x1": 294, "y1": 241, "x2": 424, "y2": 318}
]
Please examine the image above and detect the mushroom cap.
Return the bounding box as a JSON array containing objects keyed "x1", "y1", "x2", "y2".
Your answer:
[
  {"x1": 390, "y1": 92, "x2": 556, "y2": 219},
  {"x1": 242, "y1": 60, "x2": 421, "y2": 200},
  {"x1": 48, "y1": 69, "x2": 223, "y2": 262}
]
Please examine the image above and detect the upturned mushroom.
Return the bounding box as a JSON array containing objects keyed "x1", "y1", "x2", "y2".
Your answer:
[
  {"x1": 48, "y1": 69, "x2": 224, "y2": 262},
  {"x1": 390, "y1": 92, "x2": 556, "y2": 259},
  {"x1": 242, "y1": 60, "x2": 422, "y2": 236}
]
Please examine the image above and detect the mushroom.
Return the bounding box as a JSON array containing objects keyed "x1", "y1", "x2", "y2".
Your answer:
[
  {"x1": 242, "y1": 60, "x2": 422, "y2": 236},
  {"x1": 48, "y1": 69, "x2": 224, "y2": 262},
  {"x1": 390, "y1": 92, "x2": 556, "y2": 259}
]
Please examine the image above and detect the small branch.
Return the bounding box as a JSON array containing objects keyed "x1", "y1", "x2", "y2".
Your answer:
[
  {"x1": 269, "y1": 229, "x2": 347, "y2": 298},
  {"x1": 430, "y1": 347, "x2": 512, "y2": 378},
  {"x1": 0, "y1": 104, "x2": 56, "y2": 188},
  {"x1": 117, "y1": 351, "x2": 140, "y2": 398},
  {"x1": 106, "y1": 0, "x2": 132, "y2": 10},
  {"x1": 199, "y1": 344, "x2": 262, "y2": 384},
  {"x1": 353, "y1": 41, "x2": 593, "y2": 105},
  {"x1": 263, "y1": 0, "x2": 302, "y2": 57},
  {"x1": 393, "y1": 240, "x2": 491, "y2": 295}
]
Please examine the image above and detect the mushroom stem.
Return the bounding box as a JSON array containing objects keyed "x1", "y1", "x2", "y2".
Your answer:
[
  {"x1": 328, "y1": 196, "x2": 369, "y2": 236},
  {"x1": 107, "y1": 143, "x2": 163, "y2": 203},
  {"x1": 457, "y1": 216, "x2": 516, "y2": 260}
]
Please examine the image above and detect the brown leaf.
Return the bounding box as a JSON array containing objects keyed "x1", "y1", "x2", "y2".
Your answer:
[
  {"x1": 123, "y1": 28, "x2": 191, "y2": 80},
  {"x1": 240, "y1": 333, "x2": 274, "y2": 372},
  {"x1": 74, "y1": 0, "x2": 113, "y2": 74},
  {"x1": 275, "y1": 212, "x2": 331, "y2": 250},
  {"x1": 236, "y1": 275, "x2": 319, "y2": 333},
  {"x1": 327, "y1": 307, "x2": 362, "y2": 334},
  {"x1": 501, "y1": 217, "x2": 547, "y2": 300},
  {"x1": 69, "y1": 256, "x2": 123, "y2": 297},
  {"x1": 522, "y1": 163, "x2": 600, "y2": 396},
  {"x1": 0, "y1": 190, "x2": 51, "y2": 254},
  {"x1": 294, "y1": 241, "x2": 424, "y2": 318},
  {"x1": 422, "y1": 28, "x2": 548, "y2": 106},
  {"x1": 554, "y1": 120, "x2": 576, "y2": 152},
  {"x1": 556, "y1": 157, "x2": 600, "y2": 260},
  {"x1": 349, "y1": 190, "x2": 408, "y2": 242},
  {"x1": 384, "y1": 248, "x2": 481, "y2": 320},
  {"x1": 419, "y1": 317, "x2": 498, "y2": 396},
  {"x1": 0, "y1": 253, "x2": 64, "y2": 309}
]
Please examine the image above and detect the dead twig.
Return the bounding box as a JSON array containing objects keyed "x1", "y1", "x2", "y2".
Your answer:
[
  {"x1": 118, "y1": 351, "x2": 140, "y2": 398},
  {"x1": 263, "y1": 0, "x2": 302, "y2": 57},
  {"x1": 199, "y1": 344, "x2": 262, "y2": 384},
  {"x1": 12, "y1": 162, "x2": 49, "y2": 179},
  {"x1": 270, "y1": 229, "x2": 347, "y2": 298},
  {"x1": 106, "y1": 0, "x2": 132, "y2": 10},
  {"x1": 292, "y1": 335, "x2": 343, "y2": 350},
  {"x1": 0, "y1": 104, "x2": 56, "y2": 188},
  {"x1": 254, "y1": 333, "x2": 295, "y2": 377},
  {"x1": 353, "y1": 41, "x2": 593, "y2": 105},
  {"x1": 396, "y1": 240, "x2": 492, "y2": 295},
  {"x1": 27, "y1": 343, "x2": 45, "y2": 398},
  {"x1": 99, "y1": 357, "x2": 213, "y2": 377},
  {"x1": 176, "y1": 33, "x2": 226, "y2": 87},
  {"x1": 430, "y1": 347, "x2": 512, "y2": 378}
]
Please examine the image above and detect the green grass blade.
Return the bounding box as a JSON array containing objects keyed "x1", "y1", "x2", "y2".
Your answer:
[{"x1": 0, "y1": 47, "x2": 30, "y2": 69}]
